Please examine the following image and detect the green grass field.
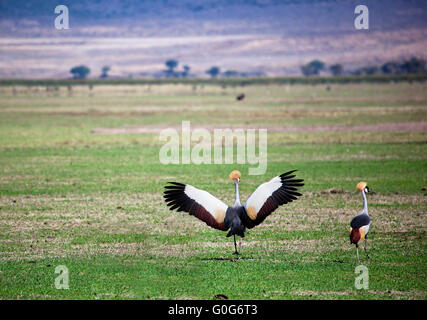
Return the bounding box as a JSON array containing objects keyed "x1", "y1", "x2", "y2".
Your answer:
[{"x1": 0, "y1": 81, "x2": 426, "y2": 299}]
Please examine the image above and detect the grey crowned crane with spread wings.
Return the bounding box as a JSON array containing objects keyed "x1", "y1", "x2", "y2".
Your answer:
[{"x1": 163, "y1": 170, "x2": 304, "y2": 254}]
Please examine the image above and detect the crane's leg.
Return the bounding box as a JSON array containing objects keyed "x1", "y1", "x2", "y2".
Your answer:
[
  {"x1": 364, "y1": 237, "x2": 370, "y2": 259},
  {"x1": 355, "y1": 244, "x2": 360, "y2": 264},
  {"x1": 233, "y1": 235, "x2": 240, "y2": 255}
]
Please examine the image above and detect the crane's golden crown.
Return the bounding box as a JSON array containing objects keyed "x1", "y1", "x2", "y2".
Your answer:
[
  {"x1": 229, "y1": 170, "x2": 241, "y2": 182},
  {"x1": 356, "y1": 182, "x2": 367, "y2": 191}
]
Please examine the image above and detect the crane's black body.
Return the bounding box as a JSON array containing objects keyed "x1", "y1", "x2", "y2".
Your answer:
[
  {"x1": 224, "y1": 206, "x2": 246, "y2": 238},
  {"x1": 224, "y1": 206, "x2": 247, "y2": 254},
  {"x1": 350, "y1": 214, "x2": 371, "y2": 230}
]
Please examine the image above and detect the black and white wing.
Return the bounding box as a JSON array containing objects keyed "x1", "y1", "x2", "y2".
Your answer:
[
  {"x1": 163, "y1": 182, "x2": 229, "y2": 231},
  {"x1": 242, "y1": 170, "x2": 304, "y2": 228}
]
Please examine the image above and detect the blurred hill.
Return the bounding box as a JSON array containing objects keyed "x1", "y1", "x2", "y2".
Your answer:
[{"x1": 0, "y1": 0, "x2": 426, "y2": 78}]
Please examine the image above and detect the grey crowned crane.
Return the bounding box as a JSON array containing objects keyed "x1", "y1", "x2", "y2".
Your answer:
[
  {"x1": 349, "y1": 182, "x2": 371, "y2": 264},
  {"x1": 163, "y1": 170, "x2": 304, "y2": 254}
]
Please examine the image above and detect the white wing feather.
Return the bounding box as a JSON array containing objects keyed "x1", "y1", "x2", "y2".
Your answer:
[
  {"x1": 184, "y1": 185, "x2": 228, "y2": 218},
  {"x1": 244, "y1": 176, "x2": 282, "y2": 212}
]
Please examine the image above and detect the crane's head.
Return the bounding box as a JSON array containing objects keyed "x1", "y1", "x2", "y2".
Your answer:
[
  {"x1": 356, "y1": 181, "x2": 370, "y2": 193},
  {"x1": 229, "y1": 170, "x2": 241, "y2": 183}
]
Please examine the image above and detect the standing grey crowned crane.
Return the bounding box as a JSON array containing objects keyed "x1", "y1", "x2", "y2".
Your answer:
[
  {"x1": 163, "y1": 170, "x2": 304, "y2": 254},
  {"x1": 349, "y1": 182, "x2": 371, "y2": 264}
]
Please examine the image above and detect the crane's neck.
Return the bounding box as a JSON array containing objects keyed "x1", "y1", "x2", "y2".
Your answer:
[
  {"x1": 362, "y1": 190, "x2": 368, "y2": 215},
  {"x1": 234, "y1": 181, "x2": 241, "y2": 207}
]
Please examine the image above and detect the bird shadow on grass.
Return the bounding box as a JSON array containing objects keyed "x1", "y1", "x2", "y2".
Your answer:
[{"x1": 201, "y1": 256, "x2": 256, "y2": 262}]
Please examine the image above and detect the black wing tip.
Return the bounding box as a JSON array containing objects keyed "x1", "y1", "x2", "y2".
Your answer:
[
  {"x1": 280, "y1": 170, "x2": 304, "y2": 185},
  {"x1": 164, "y1": 182, "x2": 186, "y2": 191},
  {"x1": 163, "y1": 182, "x2": 186, "y2": 210},
  {"x1": 279, "y1": 170, "x2": 304, "y2": 199},
  {"x1": 281, "y1": 169, "x2": 297, "y2": 177},
  {"x1": 166, "y1": 181, "x2": 185, "y2": 186}
]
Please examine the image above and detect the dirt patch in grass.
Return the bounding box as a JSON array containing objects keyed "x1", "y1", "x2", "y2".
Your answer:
[
  {"x1": 91, "y1": 121, "x2": 427, "y2": 134},
  {"x1": 144, "y1": 239, "x2": 326, "y2": 258},
  {"x1": 245, "y1": 239, "x2": 325, "y2": 252},
  {"x1": 292, "y1": 290, "x2": 426, "y2": 299}
]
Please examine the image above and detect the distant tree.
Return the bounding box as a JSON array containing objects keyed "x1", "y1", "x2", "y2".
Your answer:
[
  {"x1": 206, "y1": 66, "x2": 220, "y2": 78},
  {"x1": 70, "y1": 65, "x2": 90, "y2": 79},
  {"x1": 301, "y1": 64, "x2": 316, "y2": 76},
  {"x1": 309, "y1": 60, "x2": 325, "y2": 71},
  {"x1": 363, "y1": 66, "x2": 380, "y2": 75},
  {"x1": 381, "y1": 61, "x2": 402, "y2": 75},
  {"x1": 164, "y1": 59, "x2": 179, "y2": 77},
  {"x1": 301, "y1": 60, "x2": 325, "y2": 76},
  {"x1": 165, "y1": 59, "x2": 178, "y2": 70},
  {"x1": 400, "y1": 57, "x2": 426, "y2": 74},
  {"x1": 100, "y1": 65, "x2": 111, "y2": 78},
  {"x1": 223, "y1": 70, "x2": 239, "y2": 78},
  {"x1": 182, "y1": 65, "x2": 190, "y2": 77},
  {"x1": 329, "y1": 64, "x2": 344, "y2": 76}
]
